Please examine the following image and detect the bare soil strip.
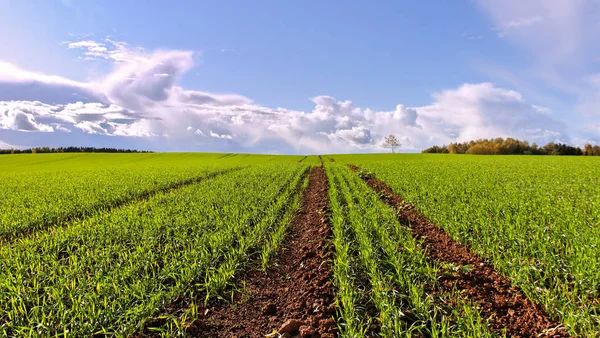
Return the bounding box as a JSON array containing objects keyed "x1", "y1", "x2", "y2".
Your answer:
[
  {"x1": 193, "y1": 166, "x2": 337, "y2": 338},
  {"x1": 1, "y1": 167, "x2": 243, "y2": 245},
  {"x1": 348, "y1": 164, "x2": 569, "y2": 338}
]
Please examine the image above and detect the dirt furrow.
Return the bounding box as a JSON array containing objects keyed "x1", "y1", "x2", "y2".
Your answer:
[
  {"x1": 348, "y1": 164, "x2": 568, "y2": 338},
  {"x1": 192, "y1": 166, "x2": 337, "y2": 338}
]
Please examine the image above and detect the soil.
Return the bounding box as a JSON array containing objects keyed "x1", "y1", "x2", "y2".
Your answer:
[
  {"x1": 347, "y1": 164, "x2": 569, "y2": 338},
  {"x1": 191, "y1": 166, "x2": 337, "y2": 338}
]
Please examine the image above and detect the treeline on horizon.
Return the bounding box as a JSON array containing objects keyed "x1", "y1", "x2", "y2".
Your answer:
[
  {"x1": 422, "y1": 138, "x2": 600, "y2": 156},
  {"x1": 0, "y1": 147, "x2": 153, "y2": 155}
]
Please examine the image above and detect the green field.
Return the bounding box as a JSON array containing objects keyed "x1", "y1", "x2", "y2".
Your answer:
[
  {"x1": 1, "y1": 153, "x2": 599, "y2": 337},
  {"x1": 332, "y1": 154, "x2": 600, "y2": 335}
]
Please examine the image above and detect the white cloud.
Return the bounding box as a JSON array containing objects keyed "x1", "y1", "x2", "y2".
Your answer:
[
  {"x1": 0, "y1": 139, "x2": 22, "y2": 149},
  {"x1": 0, "y1": 62, "x2": 87, "y2": 88},
  {"x1": 495, "y1": 16, "x2": 543, "y2": 37},
  {"x1": 325, "y1": 126, "x2": 374, "y2": 147},
  {"x1": 477, "y1": 1, "x2": 600, "y2": 145},
  {"x1": 0, "y1": 100, "x2": 148, "y2": 136},
  {"x1": 74, "y1": 121, "x2": 108, "y2": 135},
  {"x1": 477, "y1": 1, "x2": 599, "y2": 63},
  {"x1": 0, "y1": 102, "x2": 55, "y2": 132},
  {"x1": 99, "y1": 49, "x2": 195, "y2": 111},
  {"x1": 417, "y1": 83, "x2": 565, "y2": 143},
  {"x1": 0, "y1": 38, "x2": 572, "y2": 153},
  {"x1": 209, "y1": 130, "x2": 233, "y2": 140},
  {"x1": 0, "y1": 62, "x2": 102, "y2": 104},
  {"x1": 176, "y1": 88, "x2": 252, "y2": 106},
  {"x1": 65, "y1": 37, "x2": 146, "y2": 63},
  {"x1": 502, "y1": 16, "x2": 543, "y2": 29}
]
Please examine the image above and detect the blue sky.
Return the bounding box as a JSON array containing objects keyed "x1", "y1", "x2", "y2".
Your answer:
[{"x1": 0, "y1": 0, "x2": 599, "y2": 153}]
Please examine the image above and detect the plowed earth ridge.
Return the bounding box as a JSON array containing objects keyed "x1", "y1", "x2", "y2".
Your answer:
[
  {"x1": 194, "y1": 166, "x2": 337, "y2": 338},
  {"x1": 348, "y1": 164, "x2": 568, "y2": 338}
]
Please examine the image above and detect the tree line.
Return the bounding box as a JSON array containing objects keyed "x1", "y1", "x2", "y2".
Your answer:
[
  {"x1": 0, "y1": 147, "x2": 152, "y2": 155},
  {"x1": 422, "y1": 138, "x2": 600, "y2": 156}
]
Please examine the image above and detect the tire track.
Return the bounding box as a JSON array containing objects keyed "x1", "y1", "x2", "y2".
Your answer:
[{"x1": 1, "y1": 167, "x2": 245, "y2": 245}]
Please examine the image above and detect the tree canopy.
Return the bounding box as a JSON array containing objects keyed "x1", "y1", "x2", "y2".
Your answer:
[{"x1": 422, "y1": 138, "x2": 600, "y2": 156}]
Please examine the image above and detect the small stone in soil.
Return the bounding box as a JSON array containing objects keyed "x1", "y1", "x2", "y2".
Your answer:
[{"x1": 279, "y1": 319, "x2": 303, "y2": 334}]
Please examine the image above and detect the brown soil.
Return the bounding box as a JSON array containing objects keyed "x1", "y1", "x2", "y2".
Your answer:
[
  {"x1": 191, "y1": 166, "x2": 337, "y2": 338},
  {"x1": 348, "y1": 164, "x2": 569, "y2": 338}
]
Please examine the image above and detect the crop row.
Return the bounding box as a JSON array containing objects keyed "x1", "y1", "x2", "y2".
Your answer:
[
  {"x1": 326, "y1": 163, "x2": 493, "y2": 337},
  {"x1": 335, "y1": 154, "x2": 600, "y2": 336},
  {"x1": 0, "y1": 155, "x2": 242, "y2": 241},
  {"x1": 0, "y1": 161, "x2": 308, "y2": 337}
]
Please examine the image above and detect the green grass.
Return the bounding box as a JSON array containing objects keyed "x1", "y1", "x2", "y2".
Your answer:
[
  {"x1": 3, "y1": 152, "x2": 597, "y2": 336},
  {"x1": 0, "y1": 154, "x2": 311, "y2": 336},
  {"x1": 0, "y1": 153, "x2": 305, "y2": 241},
  {"x1": 326, "y1": 162, "x2": 493, "y2": 337},
  {"x1": 332, "y1": 153, "x2": 600, "y2": 336}
]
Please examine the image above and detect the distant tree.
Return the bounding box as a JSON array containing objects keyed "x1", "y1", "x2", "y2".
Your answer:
[
  {"x1": 383, "y1": 134, "x2": 401, "y2": 153},
  {"x1": 0, "y1": 147, "x2": 153, "y2": 155},
  {"x1": 584, "y1": 143, "x2": 593, "y2": 156},
  {"x1": 422, "y1": 145, "x2": 448, "y2": 153},
  {"x1": 422, "y1": 137, "x2": 598, "y2": 156}
]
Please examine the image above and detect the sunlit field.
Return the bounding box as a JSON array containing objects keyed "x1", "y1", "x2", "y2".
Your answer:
[{"x1": 0, "y1": 153, "x2": 598, "y2": 336}]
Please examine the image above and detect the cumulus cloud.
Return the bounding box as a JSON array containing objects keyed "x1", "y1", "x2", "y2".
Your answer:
[
  {"x1": 0, "y1": 102, "x2": 55, "y2": 132},
  {"x1": 418, "y1": 83, "x2": 565, "y2": 142},
  {"x1": 1, "y1": 110, "x2": 53, "y2": 132},
  {"x1": 0, "y1": 38, "x2": 570, "y2": 153},
  {"x1": 325, "y1": 126, "x2": 374, "y2": 147},
  {"x1": 99, "y1": 50, "x2": 194, "y2": 110},
  {"x1": 209, "y1": 130, "x2": 233, "y2": 140},
  {"x1": 0, "y1": 100, "x2": 150, "y2": 136}
]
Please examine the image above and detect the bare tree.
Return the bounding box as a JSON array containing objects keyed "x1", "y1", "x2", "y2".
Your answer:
[{"x1": 383, "y1": 134, "x2": 401, "y2": 153}]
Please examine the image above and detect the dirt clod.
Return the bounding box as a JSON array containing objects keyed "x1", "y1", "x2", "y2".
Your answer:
[
  {"x1": 280, "y1": 319, "x2": 303, "y2": 334},
  {"x1": 319, "y1": 318, "x2": 335, "y2": 329},
  {"x1": 299, "y1": 325, "x2": 316, "y2": 337},
  {"x1": 262, "y1": 303, "x2": 277, "y2": 316}
]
